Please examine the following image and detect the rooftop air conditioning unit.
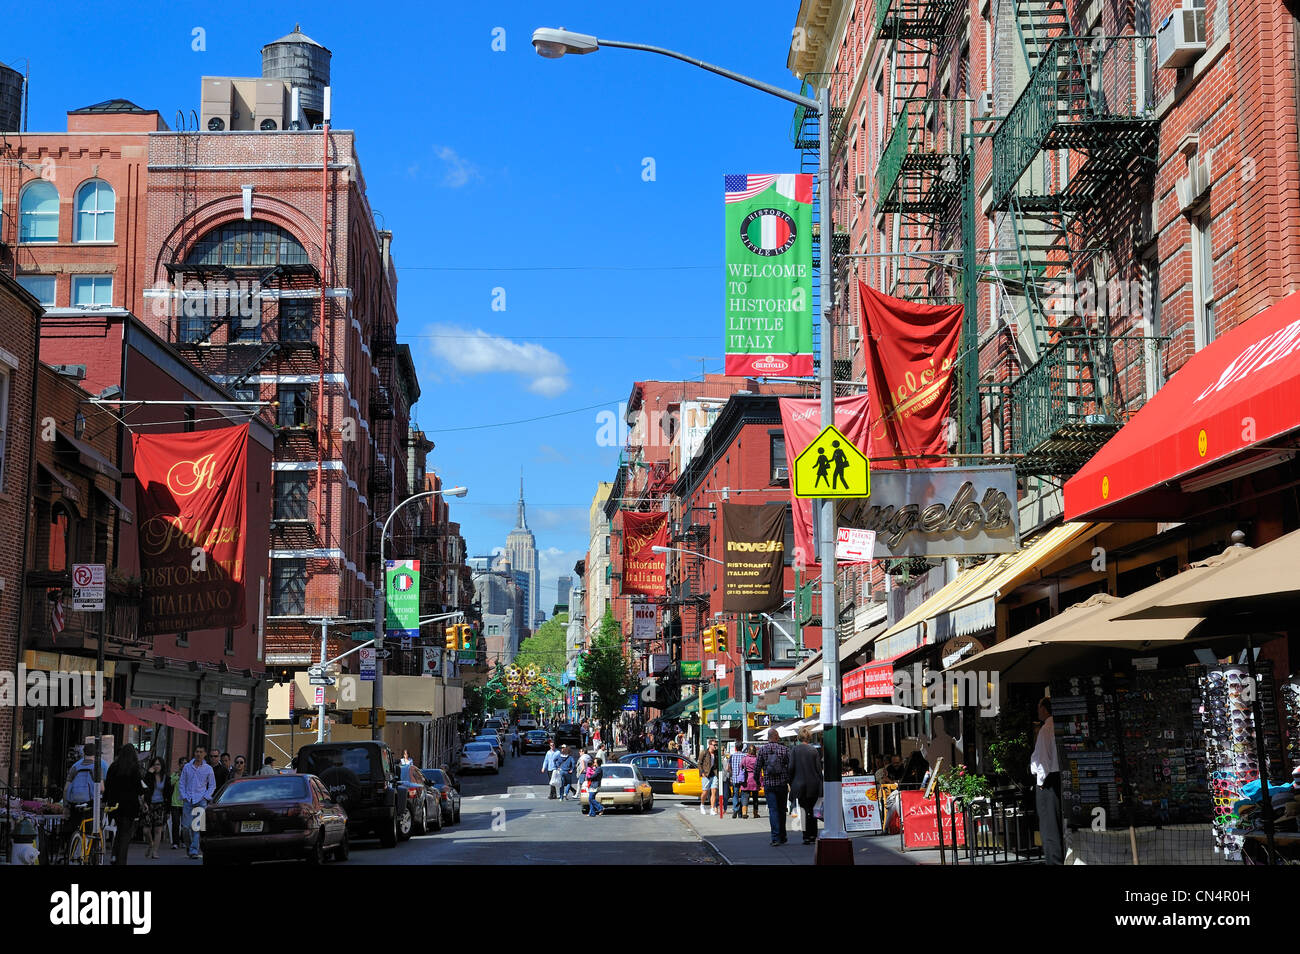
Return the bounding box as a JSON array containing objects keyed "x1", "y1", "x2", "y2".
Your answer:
[
  {"x1": 1157, "y1": 3, "x2": 1207, "y2": 70},
  {"x1": 854, "y1": 173, "x2": 868, "y2": 196},
  {"x1": 52, "y1": 364, "x2": 87, "y2": 380}
]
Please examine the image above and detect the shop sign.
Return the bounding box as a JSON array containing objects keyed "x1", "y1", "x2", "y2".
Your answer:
[
  {"x1": 748, "y1": 669, "x2": 787, "y2": 698},
  {"x1": 900, "y1": 789, "x2": 966, "y2": 849},
  {"x1": 843, "y1": 661, "x2": 894, "y2": 703},
  {"x1": 837, "y1": 466, "x2": 1020, "y2": 558},
  {"x1": 842, "y1": 776, "x2": 883, "y2": 832},
  {"x1": 679, "y1": 660, "x2": 703, "y2": 681},
  {"x1": 632, "y1": 602, "x2": 656, "y2": 640}
]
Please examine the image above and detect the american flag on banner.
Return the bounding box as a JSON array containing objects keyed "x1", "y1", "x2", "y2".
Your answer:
[{"x1": 50, "y1": 590, "x2": 65, "y2": 638}]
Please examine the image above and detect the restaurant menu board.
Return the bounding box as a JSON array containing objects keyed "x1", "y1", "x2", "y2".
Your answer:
[
  {"x1": 900, "y1": 789, "x2": 965, "y2": 848},
  {"x1": 842, "y1": 777, "x2": 883, "y2": 832}
]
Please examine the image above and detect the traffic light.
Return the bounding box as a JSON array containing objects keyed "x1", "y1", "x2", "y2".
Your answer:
[
  {"x1": 459, "y1": 624, "x2": 474, "y2": 650},
  {"x1": 702, "y1": 626, "x2": 715, "y2": 654},
  {"x1": 445, "y1": 626, "x2": 458, "y2": 651},
  {"x1": 715, "y1": 624, "x2": 728, "y2": 653}
]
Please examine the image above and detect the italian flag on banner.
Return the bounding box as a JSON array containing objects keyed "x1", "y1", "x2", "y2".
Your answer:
[{"x1": 724, "y1": 174, "x2": 815, "y2": 377}]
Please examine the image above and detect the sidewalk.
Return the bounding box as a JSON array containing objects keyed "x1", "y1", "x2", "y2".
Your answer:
[{"x1": 674, "y1": 799, "x2": 934, "y2": 865}]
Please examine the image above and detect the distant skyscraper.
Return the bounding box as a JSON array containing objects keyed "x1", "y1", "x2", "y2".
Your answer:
[
  {"x1": 504, "y1": 473, "x2": 539, "y2": 631},
  {"x1": 557, "y1": 575, "x2": 573, "y2": 609}
]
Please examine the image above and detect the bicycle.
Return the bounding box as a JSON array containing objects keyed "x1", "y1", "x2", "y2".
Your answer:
[{"x1": 66, "y1": 803, "x2": 116, "y2": 866}]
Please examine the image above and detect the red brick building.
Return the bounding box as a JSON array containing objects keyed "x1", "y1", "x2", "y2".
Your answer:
[{"x1": 0, "y1": 273, "x2": 41, "y2": 788}]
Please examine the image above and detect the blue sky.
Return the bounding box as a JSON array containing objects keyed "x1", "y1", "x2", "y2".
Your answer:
[{"x1": 10, "y1": 0, "x2": 807, "y2": 607}]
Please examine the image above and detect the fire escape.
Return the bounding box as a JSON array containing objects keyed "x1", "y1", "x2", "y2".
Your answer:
[
  {"x1": 367, "y1": 326, "x2": 397, "y2": 571},
  {"x1": 985, "y1": 1, "x2": 1164, "y2": 476}
]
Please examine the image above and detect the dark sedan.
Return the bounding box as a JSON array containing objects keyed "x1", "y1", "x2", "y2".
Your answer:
[
  {"x1": 201, "y1": 774, "x2": 349, "y2": 865},
  {"x1": 554, "y1": 723, "x2": 582, "y2": 747},
  {"x1": 617, "y1": 752, "x2": 698, "y2": 795},
  {"x1": 521, "y1": 730, "x2": 550, "y2": 754},
  {"x1": 420, "y1": 767, "x2": 462, "y2": 825}
]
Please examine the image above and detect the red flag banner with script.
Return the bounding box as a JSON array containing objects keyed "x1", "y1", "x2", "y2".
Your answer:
[
  {"x1": 132, "y1": 424, "x2": 249, "y2": 636},
  {"x1": 858, "y1": 282, "x2": 963, "y2": 468},
  {"x1": 620, "y1": 510, "x2": 668, "y2": 597},
  {"x1": 778, "y1": 395, "x2": 872, "y2": 571}
]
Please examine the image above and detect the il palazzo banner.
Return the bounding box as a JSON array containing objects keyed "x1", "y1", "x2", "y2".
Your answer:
[
  {"x1": 620, "y1": 510, "x2": 668, "y2": 597},
  {"x1": 724, "y1": 174, "x2": 814, "y2": 377},
  {"x1": 132, "y1": 424, "x2": 249, "y2": 636},
  {"x1": 721, "y1": 503, "x2": 786, "y2": 612}
]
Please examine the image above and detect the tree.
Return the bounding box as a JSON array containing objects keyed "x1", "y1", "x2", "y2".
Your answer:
[
  {"x1": 514, "y1": 613, "x2": 568, "y2": 675},
  {"x1": 577, "y1": 611, "x2": 636, "y2": 742}
]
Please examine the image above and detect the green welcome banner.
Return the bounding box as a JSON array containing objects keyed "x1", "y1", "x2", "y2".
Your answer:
[
  {"x1": 724, "y1": 173, "x2": 814, "y2": 378},
  {"x1": 385, "y1": 559, "x2": 420, "y2": 640}
]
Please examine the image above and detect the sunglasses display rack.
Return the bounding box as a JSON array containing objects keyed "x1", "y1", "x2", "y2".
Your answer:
[
  {"x1": 1116, "y1": 667, "x2": 1211, "y2": 824},
  {"x1": 1199, "y1": 661, "x2": 1284, "y2": 860},
  {"x1": 1284, "y1": 679, "x2": 1300, "y2": 768},
  {"x1": 1052, "y1": 676, "x2": 1122, "y2": 828}
]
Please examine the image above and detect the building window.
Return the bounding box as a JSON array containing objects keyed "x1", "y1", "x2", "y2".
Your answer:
[
  {"x1": 1191, "y1": 212, "x2": 1215, "y2": 350},
  {"x1": 770, "y1": 433, "x2": 788, "y2": 484},
  {"x1": 224, "y1": 627, "x2": 235, "y2": 654},
  {"x1": 74, "y1": 179, "x2": 115, "y2": 242},
  {"x1": 277, "y1": 386, "x2": 312, "y2": 427},
  {"x1": 186, "y1": 221, "x2": 309, "y2": 268},
  {"x1": 1142, "y1": 251, "x2": 1163, "y2": 399},
  {"x1": 17, "y1": 275, "x2": 56, "y2": 306},
  {"x1": 48, "y1": 502, "x2": 74, "y2": 572},
  {"x1": 279, "y1": 298, "x2": 315, "y2": 341},
  {"x1": 229, "y1": 310, "x2": 262, "y2": 343},
  {"x1": 272, "y1": 559, "x2": 306, "y2": 615},
  {"x1": 275, "y1": 471, "x2": 310, "y2": 520},
  {"x1": 783, "y1": 506, "x2": 795, "y2": 567},
  {"x1": 0, "y1": 367, "x2": 9, "y2": 492},
  {"x1": 72, "y1": 275, "x2": 113, "y2": 307},
  {"x1": 232, "y1": 385, "x2": 259, "y2": 406},
  {"x1": 19, "y1": 181, "x2": 59, "y2": 243}
]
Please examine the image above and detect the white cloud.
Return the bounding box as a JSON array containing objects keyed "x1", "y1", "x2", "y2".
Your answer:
[
  {"x1": 538, "y1": 546, "x2": 586, "y2": 608},
  {"x1": 433, "y1": 145, "x2": 480, "y2": 188},
  {"x1": 429, "y1": 325, "x2": 570, "y2": 396}
]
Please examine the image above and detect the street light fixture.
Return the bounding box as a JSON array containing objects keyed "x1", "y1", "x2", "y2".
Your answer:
[
  {"x1": 651, "y1": 544, "x2": 722, "y2": 566},
  {"x1": 536, "y1": 31, "x2": 850, "y2": 863},
  {"x1": 372, "y1": 486, "x2": 468, "y2": 740}
]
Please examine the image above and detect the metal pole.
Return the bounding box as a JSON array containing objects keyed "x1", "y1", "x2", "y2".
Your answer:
[
  {"x1": 815, "y1": 82, "x2": 852, "y2": 864},
  {"x1": 317, "y1": 619, "x2": 328, "y2": 743},
  {"x1": 93, "y1": 605, "x2": 105, "y2": 845}
]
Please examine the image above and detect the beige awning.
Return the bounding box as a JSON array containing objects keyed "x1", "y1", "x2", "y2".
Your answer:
[{"x1": 1117, "y1": 532, "x2": 1300, "y2": 620}]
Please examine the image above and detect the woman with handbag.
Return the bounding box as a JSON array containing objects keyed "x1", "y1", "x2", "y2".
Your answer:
[
  {"x1": 142, "y1": 756, "x2": 172, "y2": 859},
  {"x1": 740, "y1": 744, "x2": 759, "y2": 819}
]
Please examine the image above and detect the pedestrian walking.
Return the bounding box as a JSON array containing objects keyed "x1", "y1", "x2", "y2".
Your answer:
[
  {"x1": 555, "y1": 745, "x2": 577, "y2": 800},
  {"x1": 208, "y1": 749, "x2": 227, "y2": 790},
  {"x1": 541, "y1": 741, "x2": 561, "y2": 798},
  {"x1": 179, "y1": 745, "x2": 216, "y2": 859},
  {"x1": 229, "y1": 756, "x2": 247, "y2": 781},
  {"x1": 510, "y1": 727, "x2": 520, "y2": 758},
  {"x1": 258, "y1": 756, "x2": 278, "y2": 776},
  {"x1": 585, "y1": 757, "x2": 605, "y2": 817},
  {"x1": 1031, "y1": 696, "x2": 1064, "y2": 865},
  {"x1": 756, "y1": 728, "x2": 793, "y2": 846},
  {"x1": 698, "y1": 738, "x2": 720, "y2": 816},
  {"x1": 594, "y1": 740, "x2": 609, "y2": 766},
  {"x1": 103, "y1": 742, "x2": 144, "y2": 865},
  {"x1": 727, "y1": 742, "x2": 746, "y2": 818},
  {"x1": 739, "y1": 745, "x2": 759, "y2": 819},
  {"x1": 169, "y1": 755, "x2": 186, "y2": 848},
  {"x1": 142, "y1": 756, "x2": 171, "y2": 859},
  {"x1": 790, "y1": 728, "x2": 824, "y2": 845}
]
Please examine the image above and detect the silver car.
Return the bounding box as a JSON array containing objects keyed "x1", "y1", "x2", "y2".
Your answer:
[{"x1": 462, "y1": 741, "x2": 499, "y2": 774}]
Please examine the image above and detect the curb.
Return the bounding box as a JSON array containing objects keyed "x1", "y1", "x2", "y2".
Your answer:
[{"x1": 676, "y1": 808, "x2": 733, "y2": 865}]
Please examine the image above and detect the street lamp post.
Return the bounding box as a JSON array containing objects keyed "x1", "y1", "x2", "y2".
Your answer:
[
  {"x1": 372, "y1": 486, "x2": 467, "y2": 740},
  {"x1": 540, "y1": 30, "x2": 849, "y2": 863}
]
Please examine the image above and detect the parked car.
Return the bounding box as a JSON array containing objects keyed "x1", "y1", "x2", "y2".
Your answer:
[
  {"x1": 516, "y1": 717, "x2": 538, "y2": 732},
  {"x1": 462, "y1": 741, "x2": 499, "y2": 774},
  {"x1": 521, "y1": 730, "x2": 550, "y2": 754},
  {"x1": 618, "y1": 752, "x2": 697, "y2": 795},
  {"x1": 201, "y1": 774, "x2": 349, "y2": 865},
  {"x1": 294, "y1": 741, "x2": 401, "y2": 847},
  {"x1": 554, "y1": 723, "x2": 582, "y2": 747},
  {"x1": 421, "y1": 767, "x2": 462, "y2": 825},
  {"x1": 397, "y1": 763, "x2": 442, "y2": 836},
  {"x1": 578, "y1": 763, "x2": 655, "y2": 813},
  {"x1": 476, "y1": 733, "x2": 505, "y2": 763}
]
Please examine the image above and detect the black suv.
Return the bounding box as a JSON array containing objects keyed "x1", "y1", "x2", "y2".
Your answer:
[
  {"x1": 294, "y1": 741, "x2": 401, "y2": 848},
  {"x1": 554, "y1": 723, "x2": 582, "y2": 747}
]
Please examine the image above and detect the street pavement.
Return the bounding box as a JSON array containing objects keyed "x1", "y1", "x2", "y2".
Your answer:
[{"x1": 126, "y1": 747, "x2": 926, "y2": 866}]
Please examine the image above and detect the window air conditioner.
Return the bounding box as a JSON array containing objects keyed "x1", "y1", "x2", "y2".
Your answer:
[
  {"x1": 1157, "y1": 3, "x2": 1206, "y2": 70},
  {"x1": 848, "y1": 324, "x2": 860, "y2": 344},
  {"x1": 1176, "y1": 149, "x2": 1213, "y2": 212},
  {"x1": 773, "y1": 466, "x2": 789, "y2": 481},
  {"x1": 974, "y1": 91, "x2": 992, "y2": 117},
  {"x1": 854, "y1": 173, "x2": 868, "y2": 196}
]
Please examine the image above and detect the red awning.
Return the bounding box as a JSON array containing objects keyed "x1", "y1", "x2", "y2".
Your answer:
[{"x1": 1065, "y1": 292, "x2": 1300, "y2": 521}]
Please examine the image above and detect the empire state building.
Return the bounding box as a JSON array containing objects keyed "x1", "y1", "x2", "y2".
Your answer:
[{"x1": 504, "y1": 476, "x2": 539, "y2": 631}]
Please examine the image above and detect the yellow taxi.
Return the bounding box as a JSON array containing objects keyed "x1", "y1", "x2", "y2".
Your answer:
[{"x1": 672, "y1": 766, "x2": 702, "y2": 797}]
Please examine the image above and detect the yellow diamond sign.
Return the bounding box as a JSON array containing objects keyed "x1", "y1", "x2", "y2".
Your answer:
[{"x1": 792, "y1": 424, "x2": 870, "y2": 498}]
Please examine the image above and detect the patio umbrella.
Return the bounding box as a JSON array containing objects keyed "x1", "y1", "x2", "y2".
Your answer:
[
  {"x1": 137, "y1": 704, "x2": 206, "y2": 735},
  {"x1": 840, "y1": 703, "x2": 919, "y2": 726},
  {"x1": 54, "y1": 700, "x2": 152, "y2": 726}
]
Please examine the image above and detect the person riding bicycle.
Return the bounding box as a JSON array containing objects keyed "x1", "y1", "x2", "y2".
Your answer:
[{"x1": 63, "y1": 743, "x2": 109, "y2": 843}]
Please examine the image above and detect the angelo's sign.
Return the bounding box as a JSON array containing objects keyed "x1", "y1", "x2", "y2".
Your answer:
[{"x1": 132, "y1": 424, "x2": 249, "y2": 635}]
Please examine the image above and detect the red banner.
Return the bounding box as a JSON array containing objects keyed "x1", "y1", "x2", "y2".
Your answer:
[
  {"x1": 901, "y1": 789, "x2": 966, "y2": 848},
  {"x1": 858, "y1": 282, "x2": 963, "y2": 468},
  {"x1": 132, "y1": 424, "x2": 249, "y2": 636},
  {"x1": 619, "y1": 510, "x2": 668, "y2": 597},
  {"x1": 843, "y1": 661, "x2": 895, "y2": 703},
  {"x1": 778, "y1": 394, "x2": 873, "y2": 570}
]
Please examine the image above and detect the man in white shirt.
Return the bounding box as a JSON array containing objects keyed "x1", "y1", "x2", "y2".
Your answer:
[
  {"x1": 178, "y1": 746, "x2": 216, "y2": 859},
  {"x1": 1029, "y1": 697, "x2": 1063, "y2": 865}
]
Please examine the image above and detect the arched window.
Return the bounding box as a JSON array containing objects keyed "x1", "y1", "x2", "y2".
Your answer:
[
  {"x1": 19, "y1": 180, "x2": 59, "y2": 243},
  {"x1": 74, "y1": 179, "x2": 116, "y2": 242},
  {"x1": 185, "y1": 220, "x2": 309, "y2": 268}
]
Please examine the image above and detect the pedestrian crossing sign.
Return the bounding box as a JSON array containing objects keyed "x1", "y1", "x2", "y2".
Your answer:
[{"x1": 792, "y1": 424, "x2": 869, "y2": 498}]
